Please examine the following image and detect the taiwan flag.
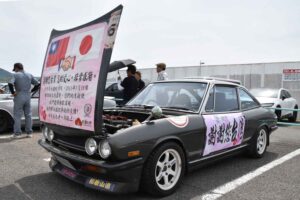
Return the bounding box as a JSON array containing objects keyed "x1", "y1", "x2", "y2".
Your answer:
[{"x1": 46, "y1": 37, "x2": 69, "y2": 67}]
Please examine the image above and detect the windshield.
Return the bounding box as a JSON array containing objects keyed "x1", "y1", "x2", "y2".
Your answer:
[
  {"x1": 128, "y1": 82, "x2": 207, "y2": 112},
  {"x1": 250, "y1": 88, "x2": 278, "y2": 98}
]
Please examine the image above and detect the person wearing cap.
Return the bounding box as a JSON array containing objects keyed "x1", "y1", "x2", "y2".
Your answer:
[
  {"x1": 135, "y1": 71, "x2": 145, "y2": 92},
  {"x1": 156, "y1": 62, "x2": 168, "y2": 81},
  {"x1": 117, "y1": 64, "x2": 138, "y2": 104},
  {"x1": 8, "y1": 63, "x2": 40, "y2": 138}
]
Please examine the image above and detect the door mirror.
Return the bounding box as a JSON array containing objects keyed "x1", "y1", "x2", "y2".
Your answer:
[
  {"x1": 281, "y1": 96, "x2": 286, "y2": 101},
  {"x1": 151, "y1": 106, "x2": 163, "y2": 119}
]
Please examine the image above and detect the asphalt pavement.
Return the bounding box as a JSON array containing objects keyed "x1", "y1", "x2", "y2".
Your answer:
[{"x1": 0, "y1": 125, "x2": 299, "y2": 200}]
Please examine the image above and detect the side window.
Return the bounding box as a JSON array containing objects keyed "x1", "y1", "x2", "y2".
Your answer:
[
  {"x1": 205, "y1": 85, "x2": 239, "y2": 112},
  {"x1": 280, "y1": 90, "x2": 286, "y2": 99},
  {"x1": 205, "y1": 87, "x2": 214, "y2": 112},
  {"x1": 214, "y1": 86, "x2": 239, "y2": 112},
  {"x1": 239, "y1": 88, "x2": 259, "y2": 110},
  {"x1": 284, "y1": 90, "x2": 291, "y2": 98}
]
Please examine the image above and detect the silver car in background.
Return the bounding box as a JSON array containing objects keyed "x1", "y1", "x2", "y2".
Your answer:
[{"x1": 0, "y1": 89, "x2": 40, "y2": 133}]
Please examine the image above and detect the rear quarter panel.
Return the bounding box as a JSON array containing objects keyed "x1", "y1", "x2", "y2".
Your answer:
[{"x1": 243, "y1": 107, "x2": 277, "y2": 143}]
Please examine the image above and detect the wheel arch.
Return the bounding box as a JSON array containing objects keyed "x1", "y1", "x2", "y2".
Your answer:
[
  {"x1": 257, "y1": 123, "x2": 270, "y2": 146},
  {"x1": 0, "y1": 109, "x2": 14, "y2": 132},
  {"x1": 0, "y1": 108, "x2": 14, "y2": 121},
  {"x1": 148, "y1": 136, "x2": 189, "y2": 173}
]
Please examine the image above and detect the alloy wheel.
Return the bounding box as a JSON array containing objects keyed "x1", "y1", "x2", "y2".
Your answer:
[
  {"x1": 155, "y1": 149, "x2": 182, "y2": 191},
  {"x1": 257, "y1": 129, "x2": 267, "y2": 155}
]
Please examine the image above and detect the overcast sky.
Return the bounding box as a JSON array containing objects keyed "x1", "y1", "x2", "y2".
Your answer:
[{"x1": 0, "y1": 0, "x2": 300, "y2": 76}]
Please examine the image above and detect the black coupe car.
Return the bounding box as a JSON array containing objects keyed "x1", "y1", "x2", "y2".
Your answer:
[{"x1": 39, "y1": 77, "x2": 277, "y2": 196}]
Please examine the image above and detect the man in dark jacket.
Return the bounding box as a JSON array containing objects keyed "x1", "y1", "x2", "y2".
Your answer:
[{"x1": 118, "y1": 64, "x2": 138, "y2": 104}]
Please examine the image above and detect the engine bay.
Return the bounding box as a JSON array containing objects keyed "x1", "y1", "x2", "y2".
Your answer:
[{"x1": 102, "y1": 110, "x2": 151, "y2": 134}]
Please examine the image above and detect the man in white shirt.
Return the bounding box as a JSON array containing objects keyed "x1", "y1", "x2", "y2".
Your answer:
[{"x1": 156, "y1": 63, "x2": 168, "y2": 81}]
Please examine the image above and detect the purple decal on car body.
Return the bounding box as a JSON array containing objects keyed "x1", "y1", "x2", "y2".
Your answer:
[{"x1": 203, "y1": 113, "x2": 245, "y2": 156}]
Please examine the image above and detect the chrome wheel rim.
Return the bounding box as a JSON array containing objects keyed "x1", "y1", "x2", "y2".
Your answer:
[
  {"x1": 155, "y1": 149, "x2": 182, "y2": 191},
  {"x1": 257, "y1": 129, "x2": 267, "y2": 155}
]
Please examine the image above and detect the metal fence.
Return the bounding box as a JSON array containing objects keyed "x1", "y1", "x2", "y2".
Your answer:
[{"x1": 266, "y1": 107, "x2": 300, "y2": 126}]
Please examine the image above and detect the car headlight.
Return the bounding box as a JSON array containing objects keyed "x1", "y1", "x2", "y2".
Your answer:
[
  {"x1": 98, "y1": 140, "x2": 111, "y2": 159},
  {"x1": 42, "y1": 126, "x2": 49, "y2": 140},
  {"x1": 42, "y1": 126, "x2": 55, "y2": 142},
  {"x1": 85, "y1": 138, "x2": 98, "y2": 155},
  {"x1": 48, "y1": 129, "x2": 55, "y2": 141}
]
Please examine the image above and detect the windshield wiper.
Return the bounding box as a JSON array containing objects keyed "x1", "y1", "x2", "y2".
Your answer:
[
  {"x1": 124, "y1": 104, "x2": 154, "y2": 109},
  {"x1": 161, "y1": 106, "x2": 192, "y2": 111}
]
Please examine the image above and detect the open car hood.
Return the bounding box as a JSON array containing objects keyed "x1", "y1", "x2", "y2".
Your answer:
[{"x1": 40, "y1": 5, "x2": 124, "y2": 137}]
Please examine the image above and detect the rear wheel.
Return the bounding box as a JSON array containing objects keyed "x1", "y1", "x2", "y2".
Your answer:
[
  {"x1": 288, "y1": 105, "x2": 298, "y2": 122},
  {"x1": 141, "y1": 142, "x2": 185, "y2": 197},
  {"x1": 247, "y1": 127, "x2": 268, "y2": 158}
]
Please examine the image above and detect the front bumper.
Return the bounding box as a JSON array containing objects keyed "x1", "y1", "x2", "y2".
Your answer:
[{"x1": 38, "y1": 139, "x2": 143, "y2": 193}]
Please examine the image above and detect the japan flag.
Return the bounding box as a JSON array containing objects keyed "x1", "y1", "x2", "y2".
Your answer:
[{"x1": 68, "y1": 26, "x2": 105, "y2": 63}]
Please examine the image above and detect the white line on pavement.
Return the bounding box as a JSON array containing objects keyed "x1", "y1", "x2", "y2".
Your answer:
[
  {"x1": 14, "y1": 183, "x2": 34, "y2": 200},
  {"x1": 191, "y1": 148, "x2": 300, "y2": 200},
  {"x1": 43, "y1": 158, "x2": 51, "y2": 162}
]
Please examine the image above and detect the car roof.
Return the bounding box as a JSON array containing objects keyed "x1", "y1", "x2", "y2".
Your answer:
[{"x1": 153, "y1": 78, "x2": 240, "y2": 87}]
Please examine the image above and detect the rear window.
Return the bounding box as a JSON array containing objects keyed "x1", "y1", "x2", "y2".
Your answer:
[{"x1": 239, "y1": 88, "x2": 259, "y2": 110}]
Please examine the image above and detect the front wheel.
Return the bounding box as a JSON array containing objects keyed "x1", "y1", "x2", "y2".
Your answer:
[
  {"x1": 247, "y1": 127, "x2": 268, "y2": 158},
  {"x1": 141, "y1": 142, "x2": 185, "y2": 197}
]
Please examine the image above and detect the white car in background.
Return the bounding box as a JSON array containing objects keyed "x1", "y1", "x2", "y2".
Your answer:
[{"x1": 250, "y1": 88, "x2": 298, "y2": 122}]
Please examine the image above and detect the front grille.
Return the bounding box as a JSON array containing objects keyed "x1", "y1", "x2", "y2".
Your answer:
[
  {"x1": 51, "y1": 133, "x2": 102, "y2": 159},
  {"x1": 52, "y1": 133, "x2": 88, "y2": 156}
]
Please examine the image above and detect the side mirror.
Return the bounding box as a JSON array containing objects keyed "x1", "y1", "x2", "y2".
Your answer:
[
  {"x1": 146, "y1": 106, "x2": 163, "y2": 124},
  {"x1": 281, "y1": 96, "x2": 286, "y2": 101},
  {"x1": 151, "y1": 106, "x2": 163, "y2": 119}
]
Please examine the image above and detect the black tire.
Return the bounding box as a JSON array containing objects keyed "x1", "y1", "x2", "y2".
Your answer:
[
  {"x1": 275, "y1": 106, "x2": 281, "y2": 121},
  {"x1": 288, "y1": 105, "x2": 298, "y2": 122},
  {"x1": 0, "y1": 112, "x2": 10, "y2": 133},
  {"x1": 247, "y1": 127, "x2": 268, "y2": 158},
  {"x1": 141, "y1": 142, "x2": 186, "y2": 197}
]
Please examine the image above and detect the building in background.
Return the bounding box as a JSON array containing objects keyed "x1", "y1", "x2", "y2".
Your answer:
[{"x1": 108, "y1": 61, "x2": 300, "y2": 115}]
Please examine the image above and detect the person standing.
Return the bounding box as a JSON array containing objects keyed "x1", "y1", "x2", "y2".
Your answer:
[
  {"x1": 156, "y1": 62, "x2": 168, "y2": 81},
  {"x1": 8, "y1": 63, "x2": 40, "y2": 138},
  {"x1": 117, "y1": 64, "x2": 138, "y2": 104},
  {"x1": 135, "y1": 71, "x2": 145, "y2": 92}
]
